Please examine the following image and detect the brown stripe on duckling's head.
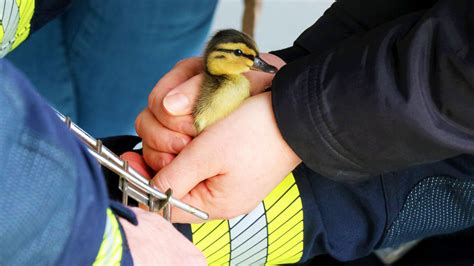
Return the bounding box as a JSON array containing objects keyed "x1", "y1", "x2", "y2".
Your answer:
[
  {"x1": 204, "y1": 29, "x2": 276, "y2": 75},
  {"x1": 204, "y1": 29, "x2": 258, "y2": 60}
]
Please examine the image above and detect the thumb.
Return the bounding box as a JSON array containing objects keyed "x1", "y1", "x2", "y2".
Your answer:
[
  {"x1": 120, "y1": 151, "x2": 154, "y2": 179},
  {"x1": 151, "y1": 137, "x2": 221, "y2": 200},
  {"x1": 162, "y1": 74, "x2": 203, "y2": 116}
]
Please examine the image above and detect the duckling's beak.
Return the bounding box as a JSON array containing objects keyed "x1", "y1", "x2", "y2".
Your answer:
[{"x1": 252, "y1": 56, "x2": 278, "y2": 73}]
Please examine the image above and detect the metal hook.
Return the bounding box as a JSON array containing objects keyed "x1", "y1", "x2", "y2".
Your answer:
[
  {"x1": 121, "y1": 160, "x2": 129, "y2": 206},
  {"x1": 159, "y1": 189, "x2": 173, "y2": 222},
  {"x1": 65, "y1": 116, "x2": 72, "y2": 129},
  {"x1": 147, "y1": 183, "x2": 173, "y2": 221},
  {"x1": 96, "y1": 139, "x2": 103, "y2": 154},
  {"x1": 54, "y1": 110, "x2": 208, "y2": 221}
]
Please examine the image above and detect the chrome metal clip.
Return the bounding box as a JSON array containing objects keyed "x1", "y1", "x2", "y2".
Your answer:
[{"x1": 54, "y1": 110, "x2": 208, "y2": 221}]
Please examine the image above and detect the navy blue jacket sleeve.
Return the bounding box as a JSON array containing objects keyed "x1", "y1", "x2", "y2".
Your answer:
[
  {"x1": 295, "y1": 154, "x2": 474, "y2": 262},
  {"x1": 0, "y1": 59, "x2": 133, "y2": 265},
  {"x1": 271, "y1": 0, "x2": 474, "y2": 180}
]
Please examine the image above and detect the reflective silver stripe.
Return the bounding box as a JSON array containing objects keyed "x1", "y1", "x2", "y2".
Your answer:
[{"x1": 229, "y1": 202, "x2": 268, "y2": 265}]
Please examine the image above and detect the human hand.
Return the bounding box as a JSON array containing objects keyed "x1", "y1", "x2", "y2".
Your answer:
[
  {"x1": 135, "y1": 54, "x2": 286, "y2": 171},
  {"x1": 120, "y1": 207, "x2": 206, "y2": 265},
  {"x1": 149, "y1": 92, "x2": 302, "y2": 223}
]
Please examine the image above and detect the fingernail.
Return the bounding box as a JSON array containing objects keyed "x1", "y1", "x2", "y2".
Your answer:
[
  {"x1": 171, "y1": 138, "x2": 187, "y2": 153},
  {"x1": 163, "y1": 93, "x2": 189, "y2": 114}
]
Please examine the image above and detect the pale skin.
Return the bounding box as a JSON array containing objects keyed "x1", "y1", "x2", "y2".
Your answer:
[
  {"x1": 130, "y1": 53, "x2": 302, "y2": 223},
  {"x1": 120, "y1": 208, "x2": 206, "y2": 264}
]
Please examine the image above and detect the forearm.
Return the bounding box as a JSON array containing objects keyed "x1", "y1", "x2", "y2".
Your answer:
[
  {"x1": 298, "y1": 155, "x2": 474, "y2": 261},
  {"x1": 171, "y1": 155, "x2": 474, "y2": 263},
  {"x1": 0, "y1": 59, "x2": 130, "y2": 264},
  {"x1": 101, "y1": 137, "x2": 474, "y2": 263},
  {"x1": 272, "y1": 0, "x2": 474, "y2": 179}
]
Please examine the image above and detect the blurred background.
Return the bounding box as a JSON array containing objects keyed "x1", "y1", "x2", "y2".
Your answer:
[
  {"x1": 212, "y1": 0, "x2": 333, "y2": 51},
  {"x1": 6, "y1": 0, "x2": 335, "y2": 137}
]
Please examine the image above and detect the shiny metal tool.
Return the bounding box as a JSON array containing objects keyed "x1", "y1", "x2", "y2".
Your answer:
[{"x1": 55, "y1": 110, "x2": 209, "y2": 221}]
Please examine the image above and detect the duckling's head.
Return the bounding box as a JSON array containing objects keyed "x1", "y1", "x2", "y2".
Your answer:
[{"x1": 204, "y1": 29, "x2": 277, "y2": 76}]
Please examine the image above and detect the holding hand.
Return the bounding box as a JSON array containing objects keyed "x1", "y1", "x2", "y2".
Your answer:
[
  {"x1": 135, "y1": 54, "x2": 285, "y2": 171},
  {"x1": 153, "y1": 92, "x2": 300, "y2": 223},
  {"x1": 135, "y1": 57, "x2": 202, "y2": 171},
  {"x1": 133, "y1": 53, "x2": 293, "y2": 223}
]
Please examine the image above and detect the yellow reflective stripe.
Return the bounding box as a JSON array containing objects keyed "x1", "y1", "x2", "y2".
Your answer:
[
  {"x1": 190, "y1": 172, "x2": 304, "y2": 265},
  {"x1": 263, "y1": 174, "x2": 295, "y2": 208},
  {"x1": 93, "y1": 208, "x2": 123, "y2": 266},
  {"x1": 0, "y1": 0, "x2": 35, "y2": 56},
  {"x1": 0, "y1": 25, "x2": 4, "y2": 44},
  {"x1": 11, "y1": 0, "x2": 34, "y2": 50},
  {"x1": 264, "y1": 173, "x2": 304, "y2": 265},
  {"x1": 191, "y1": 220, "x2": 231, "y2": 265}
]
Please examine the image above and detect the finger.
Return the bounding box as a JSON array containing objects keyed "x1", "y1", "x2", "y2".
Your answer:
[
  {"x1": 148, "y1": 97, "x2": 197, "y2": 137},
  {"x1": 168, "y1": 183, "x2": 215, "y2": 224},
  {"x1": 161, "y1": 74, "x2": 203, "y2": 116},
  {"x1": 151, "y1": 136, "x2": 222, "y2": 200},
  {"x1": 121, "y1": 151, "x2": 154, "y2": 179},
  {"x1": 148, "y1": 78, "x2": 201, "y2": 137},
  {"x1": 171, "y1": 180, "x2": 262, "y2": 223},
  {"x1": 169, "y1": 180, "x2": 232, "y2": 223},
  {"x1": 120, "y1": 152, "x2": 156, "y2": 211},
  {"x1": 135, "y1": 109, "x2": 192, "y2": 154},
  {"x1": 148, "y1": 57, "x2": 204, "y2": 109},
  {"x1": 142, "y1": 143, "x2": 176, "y2": 171},
  {"x1": 244, "y1": 70, "x2": 275, "y2": 95},
  {"x1": 244, "y1": 53, "x2": 286, "y2": 95}
]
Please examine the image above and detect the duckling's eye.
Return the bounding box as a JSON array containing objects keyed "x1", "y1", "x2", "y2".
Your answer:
[{"x1": 234, "y1": 49, "x2": 243, "y2": 56}]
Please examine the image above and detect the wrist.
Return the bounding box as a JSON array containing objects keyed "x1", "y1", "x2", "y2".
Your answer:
[
  {"x1": 253, "y1": 92, "x2": 302, "y2": 169},
  {"x1": 264, "y1": 92, "x2": 302, "y2": 168}
]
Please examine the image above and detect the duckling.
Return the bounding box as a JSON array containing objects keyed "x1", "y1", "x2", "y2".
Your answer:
[{"x1": 193, "y1": 29, "x2": 277, "y2": 133}]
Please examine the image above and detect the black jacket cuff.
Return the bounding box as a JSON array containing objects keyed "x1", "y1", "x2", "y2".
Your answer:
[
  {"x1": 270, "y1": 45, "x2": 309, "y2": 64},
  {"x1": 272, "y1": 54, "x2": 368, "y2": 181}
]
